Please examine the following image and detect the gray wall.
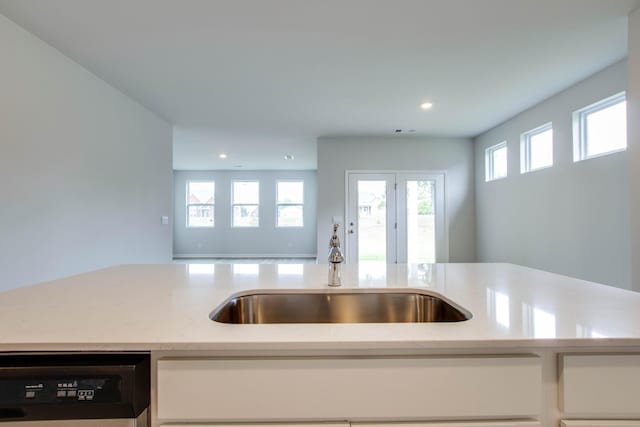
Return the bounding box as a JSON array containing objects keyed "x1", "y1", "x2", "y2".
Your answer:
[
  {"x1": 630, "y1": 8, "x2": 640, "y2": 292},
  {"x1": 173, "y1": 170, "x2": 317, "y2": 257},
  {"x1": 474, "y1": 60, "x2": 630, "y2": 289},
  {"x1": 316, "y1": 136, "x2": 476, "y2": 262},
  {"x1": 0, "y1": 14, "x2": 173, "y2": 291}
]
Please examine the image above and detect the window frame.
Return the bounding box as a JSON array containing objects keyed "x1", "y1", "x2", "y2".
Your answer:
[
  {"x1": 485, "y1": 141, "x2": 508, "y2": 182},
  {"x1": 276, "y1": 180, "x2": 304, "y2": 228},
  {"x1": 520, "y1": 122, "x2": 553, "y2": 174},
  {"x1": 573, "y1": 91, "x2": 627, "y2": 162},
  {"x1": 231, "y1": 180, "x2": 260, "y2": 228},
  {"x1": 186, "y1": 180, "x2": 215, "y2": 228}
]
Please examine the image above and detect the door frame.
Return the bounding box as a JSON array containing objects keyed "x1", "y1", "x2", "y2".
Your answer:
[{"x1": 344, "y1": 170, "x2": 449, "y2": 264}]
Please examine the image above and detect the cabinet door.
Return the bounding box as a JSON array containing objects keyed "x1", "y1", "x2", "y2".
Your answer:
[
  {"x1": 157, "y1": 356, "x2": 541, "y2": 421},
  {"x1": 561, "y1": 421, "x2": 640, "y2": 427},
  {"x1": 354, "y1": 422, "x2": 540, "y2": 427},
  {"x1": 161, "y1": 425, "x2": 349, "y2": 427},
  {"x1": 561, "y1": 355, "x2": 640, "y2": 418},
  {"x1": 159, "y1": 423, "x2": 542, "y2": 427},
  {"x1": 160, "y1": 423, "x2": 544, "y2": 427}
]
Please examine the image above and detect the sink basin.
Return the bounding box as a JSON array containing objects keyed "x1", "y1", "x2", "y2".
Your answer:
[{"x1": 210, "y1": 289, "x2": 472, "y2": 324}]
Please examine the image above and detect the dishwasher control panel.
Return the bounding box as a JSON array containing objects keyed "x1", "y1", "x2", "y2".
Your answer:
[
  {"x1": 0, "y1": 353, "x2": 149, "y2": 421},
  {"x1": 1, "y1": 376, "x2": 121, "y2": 404}
]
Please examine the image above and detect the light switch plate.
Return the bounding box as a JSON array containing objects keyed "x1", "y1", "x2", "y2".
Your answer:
[{"x1": 161, "y1": 216, "x2": 169, "y2": 225}]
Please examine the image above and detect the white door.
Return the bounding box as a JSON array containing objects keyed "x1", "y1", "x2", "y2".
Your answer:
[
  {"x1": 397, "y1": 173, "x2": 447, "y2": 263},
  {"x1": 346, "y1": 173, "x2": 396, "y2": 264},
  {"x1": 346, "y1": 172, "x2": 447, "y2": 264}
]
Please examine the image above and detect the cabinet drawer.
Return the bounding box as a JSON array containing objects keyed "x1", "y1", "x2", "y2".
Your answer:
[
  {"x1": 159, "y1": 423, "x2": 541, "y2": 427},
  {"x1": 561, "y1": 422, "x2": 640, "y2": 427},
  {"x1": 355, "y1": 423, "x2": 541, "y2": 427},
  {"x1": 161, "y1": 424, "x2": 348, "y2": 427},
  {"x1": 561, "y1": 355, "x2": 640, "y2": 418},
  {"x1": 157, "y1": 356, "x2": 541, "y2": 421}
]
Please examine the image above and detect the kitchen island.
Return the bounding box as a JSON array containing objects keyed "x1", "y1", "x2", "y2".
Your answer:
[{"x1": 1, "y1": 263, "x2": 640, "y2": 427}]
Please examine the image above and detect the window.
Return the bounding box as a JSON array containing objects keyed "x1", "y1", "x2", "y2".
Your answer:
[
  {"x1": 485, "y1": 141, "x2": 508, "y2": 182},
  {"x1": 186, "y1": 181, "x2": 214, "y2": 227},
  {"x1": 520, "y1": 122, "x2": 553, "y2": 173},
  {"x1": 232, "y1": 181, "x2": 259, "y2": 227},
  {"x1": 573, "y1": 92, "x2": 627, "y2": 161},
  {"x1": 276, "y1": 181, "x2": 304, "y2": 227},
  {"x1": 359, "y1": 205, "x2": 372, "y2": 217}
]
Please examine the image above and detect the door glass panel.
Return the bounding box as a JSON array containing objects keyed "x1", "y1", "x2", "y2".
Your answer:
[
  {"x1": 406, "y1": 180, "x2": 435, "y2": 263},
  {"x1": 357, "y1": 181, "x2": 387, "y2": 262}
]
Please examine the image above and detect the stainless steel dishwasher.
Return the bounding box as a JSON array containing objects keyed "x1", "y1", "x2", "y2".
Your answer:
[{"x1": 0, "y1": 353, "x2": 150, "y2": 426}]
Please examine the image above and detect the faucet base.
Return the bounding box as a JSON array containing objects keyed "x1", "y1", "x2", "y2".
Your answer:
[{"x1": 328, "y1": 263, "x2": 342, "y2": 287}]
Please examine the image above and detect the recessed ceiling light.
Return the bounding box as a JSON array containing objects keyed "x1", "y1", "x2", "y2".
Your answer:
[
  {"x1": 284, "y1": 154, "x2": 294, "y2": 160},
  {"x1": 218, "y1": 153, "x2": 228, "y2": 159},
  {"x1": 420, "y1": 102, "x2": 433, "y2": 110}
]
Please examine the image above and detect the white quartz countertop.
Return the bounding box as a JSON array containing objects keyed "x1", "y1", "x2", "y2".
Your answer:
[{"x1": 1, "y1": 263, "x2": 640, "y2": 352}]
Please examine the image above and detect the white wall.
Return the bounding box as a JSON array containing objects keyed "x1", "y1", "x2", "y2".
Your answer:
[
  {"x1": 316, "y1": 136, "x2": 476, "y2": 262},
  {"x1": 173, "y1": 170, "x2": 317, "y2": 257},
  {"x1": 0, "y1": 14, "x2": 173, "y2": 291},
  {"x1": 629, "y1": 8, "x2": 640, "y2": 292},
  {"x1": 474, "y1": 60, "x2": 630, "y2": 289}
]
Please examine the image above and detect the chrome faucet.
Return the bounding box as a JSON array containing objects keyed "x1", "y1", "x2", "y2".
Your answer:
[{"x1": 328, "y1": 223, "x2": 344, "y2": 286}]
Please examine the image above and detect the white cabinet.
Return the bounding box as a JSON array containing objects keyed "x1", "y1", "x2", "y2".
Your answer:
[
  {"x1": 160, "y1": 422, "x2": 540, "y2": 427},
  {"x1": 561, "y1": 355, "x2": 640, "y2": 418},
  {"x1": 561, "y1": 422, "x2": 640, "y2": 427},
  {"x1": 355, "y1": 422, "x2": 540, "y2": 427},
  {"x1": 161, "y1": 424, "x2": 349, "y2": 427},
  {"x1": 157, "y1": 356, "x2": 541, "y2": 422}
]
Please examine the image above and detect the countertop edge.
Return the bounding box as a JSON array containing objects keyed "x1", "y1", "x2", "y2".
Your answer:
[{"x1": 3, "y1": 337, "x2": 640, "y2": 354}]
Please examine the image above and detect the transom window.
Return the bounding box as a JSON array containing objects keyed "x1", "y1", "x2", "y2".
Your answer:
[
  {"x1": 232, "y1": 181, "x2": 259, "y2": 227},
  {"x1": 573, "y1": 92, "x2": 627, "y2": 161},
  {"x1": 186, "y1": 181, "x2": 215, "y2": 227},
  {"x1": 520, "y1": 122, "x2": 553, "y2": 173},
  {"x1": 485, "y1": 141, "x2": 508, "y2": 182},
  {"x1": 276, "y1": 181, "x2": 304, "y2": 227}
]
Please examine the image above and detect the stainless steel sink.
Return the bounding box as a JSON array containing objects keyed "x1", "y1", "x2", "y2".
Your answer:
[{"x1": 210, "y1": 289, "x2": 472, "y2": 324}]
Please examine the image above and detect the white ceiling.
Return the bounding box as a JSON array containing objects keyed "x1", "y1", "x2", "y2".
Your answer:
[{"x1": 0, "y1": 0, "x2": 637, "y2": 170}]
